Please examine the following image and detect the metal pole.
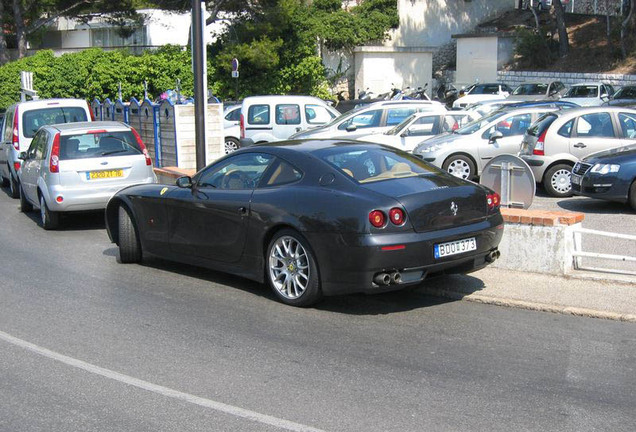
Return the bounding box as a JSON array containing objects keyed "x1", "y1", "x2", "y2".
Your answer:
[{"x1": 192, "y1": 0, "x2": 207, "y2": 171}]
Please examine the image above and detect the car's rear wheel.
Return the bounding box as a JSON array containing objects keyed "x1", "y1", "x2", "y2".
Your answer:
[
  {"x1": 629, "y1": 179, "x2": 636, "y2": 212},
  {"x1": 1, "y1": 175, "x2": 8, "y2": 187},
  {"x1": 118, "y1": 205, "x2": 142, "y2": 263},
  {"x1": 9, "y1": 173, "x2": 19, "y2": 198},
  {"x1": 544, "y1": 164, "x2": 573, "y2": 197},
  {"x1": 266, "y1": 229, "x2": 322, "y2": 307},
  {"x1": 443, "y1": 154, "x2": 476, "y2": 180},
  {"x1": 224, "y1": 137, "x2": 240, "y2": 154},
  {"x1": 19, "y1": 185, "x2": 32, "y2": 213},
  {"x1": 40, "y1": 195, "x2": 59, "y2": 230}
]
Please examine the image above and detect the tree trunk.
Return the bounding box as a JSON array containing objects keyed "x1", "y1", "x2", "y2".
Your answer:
[
  {"x1": 620, "y1": 0, "x2": 635, "y2": 59},
  {"x1": 13, "y1": 0, "x2": 28, "y2": 59},
  {"x1": 0, "y1": 0, "x2": 9, "y2": 65},
  {"x1": 553, "y1": 0, "x2": 569, "y2": 57}
]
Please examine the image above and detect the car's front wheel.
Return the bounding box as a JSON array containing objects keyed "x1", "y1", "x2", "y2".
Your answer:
[
  {"x1": 266, "y1": 229, "x2": 322, "y2": 307},
  {"x1": 118, "y1": 205, "x2": 142, "y2": 263},
  {"x1": 40, "y1": 195, "x2": 59, "y2": 230},
  {"x1": 443, "y1": 154, "x2": 476, "y2": 180},
  {"x1": 544, "y1": 164, "x2": 573, "y2": 198},
  {"x1": 224, "y1": 137, "x2": 240, "y2": 154}
]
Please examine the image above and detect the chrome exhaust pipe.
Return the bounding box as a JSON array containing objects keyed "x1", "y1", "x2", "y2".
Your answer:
[
  {"x1": 374, "y1": 273, "x2": 391, "y2": 286},
  {"x1": 390, "y1": 272, "x2": 401, "y2": 285},
  {"x1": 485, "y1": 250, "x2": 500, "y2": 263}
]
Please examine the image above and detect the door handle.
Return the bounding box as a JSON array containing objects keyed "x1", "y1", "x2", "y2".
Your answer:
[
  {"x1": 573, "y1": 142, "x2": 587, "y2": 148},
  {"x1": 238, "y1": 207, "x2": 248, "y2": 216},
  {"x1": 295, "y1": 127, "x2": 302, "y2": 132}
]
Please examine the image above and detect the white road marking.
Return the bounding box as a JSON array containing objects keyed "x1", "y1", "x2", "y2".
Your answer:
[{"x1": 0, "y1": 330, "x2": 325, "y2": 432}]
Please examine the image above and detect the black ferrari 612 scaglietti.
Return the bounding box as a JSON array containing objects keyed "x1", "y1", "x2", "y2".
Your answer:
[{"x1": 105, "y1": 140, "x2": 504, "y2": 306}]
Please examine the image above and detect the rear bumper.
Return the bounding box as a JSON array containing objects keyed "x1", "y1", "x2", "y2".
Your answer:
[
  {"x1": 520, "y1": 155, "x2": 548, "y2": 182},
  {"x1": 305, "y1": 214, "x2": 504, "y2": 296}
]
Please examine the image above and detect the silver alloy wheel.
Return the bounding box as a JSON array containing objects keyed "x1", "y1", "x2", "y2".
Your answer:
[
  {"x1": 269, "y1": 235, "x2": 310, "y2": 300},
  {"x1": 550, "y1": 168, "x2": 572, "y2": 194},
  {"x1": 224, "y1": 139, "x2": 239, "y2": 154},
  {"x1": 447, "y1": 159, "x2": 471, "y2": 179}
]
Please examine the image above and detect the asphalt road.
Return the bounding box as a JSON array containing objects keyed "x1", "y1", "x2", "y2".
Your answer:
[{"x1": 0, "y1": 188, "x2": 635, "y2": 432}]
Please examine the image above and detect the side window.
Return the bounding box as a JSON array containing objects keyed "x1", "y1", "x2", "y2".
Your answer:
[
  {"x1": 247, "y1": 105, "x2": 270, "y2": 125},
  {"x1": 27, "y1": 131, "x2": 46, "y2": 159},
  {"x1": 305, "y1": 105, "x2": 334, "y2": 124},
  {"x1": 225, "y1": 107, "x2": 240, "y2": 122},
  {"x1": 576, "y1": 112, "x2": 614, "y2": 138},
  {"x1": 407, "y1": 115, "x2": 439, "y2": 136},
  {"x1": 487, "y1": 114, "x2": 532, "y2": 138},
  {"x1": 196, "y1": 153, "x2": 273, "y2": 190},
  {"x1": 386, "y1": 108, "x2": 417, "y2": 126},
  {"x1": 3, "y1": 109, "x2": 14, "y2": 142},
  {"x1": 558, "y1": 119, "x2": 574, "y2": 137},
  {"x1": 264, "y1": 159, "x2": 302, "y2": 187},
  {"x1": 275, "y1": 104, "x2": 300, "y2": 125},
  {"x1": 618, "y1": 113, "x2": 636, "y2": 138},
  {"x1": 338, "y1": 109, "x2": 382, "y2": 130}
]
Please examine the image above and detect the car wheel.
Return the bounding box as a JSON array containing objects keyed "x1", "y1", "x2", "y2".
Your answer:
[
  {"x1": 629, "y1": 179, "x2": 636, "y2": 212},
  {"x1": 443, "y1": 155, "x2": 476, "y2": 180},
  {"x1": 40, "y1": 195, "x2": 59, "y2": 230},
  {"x1": 9, "y1": 173, "x2": 19, "y2": 198},
  {"x1": 266, "y1": 229, "x2": 322, "y2": 307},
  {"x1": 1, "y1": 175, "x2": 8, "y2": 187},
  {"x1": 19, "y1": 186, "x2": 32, "y2": 213},
  {"x1": 224, "y1": 137, "x2": 240, "y2": 154},
  {"x1": 544, "y1": 164, "x2": 573, "y2": 198},
  {"x1": 118, "y1": 205, "x2": 142, "y2": 263}
]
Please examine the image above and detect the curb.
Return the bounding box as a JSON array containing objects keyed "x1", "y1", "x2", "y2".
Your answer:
[{"x1": 421, "y1": 287, "x2": 636, "y2": 323}]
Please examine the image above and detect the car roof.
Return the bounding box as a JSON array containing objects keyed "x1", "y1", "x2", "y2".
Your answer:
[
  {"x1": 242, "y1": 95, "x2": 328, "y2": 104},
  {"x1": 10, "y1": 98, "x2": 89, "y2": 110},
  {"x1": 365, "y1": 100, "x2": 445, "y2": 109},
  {"x1": 44, "y1": 121, "x2": 131, "y2": 134},
  {"x1": 569, "y1": 82, "x2": 608, "y2": 87}
]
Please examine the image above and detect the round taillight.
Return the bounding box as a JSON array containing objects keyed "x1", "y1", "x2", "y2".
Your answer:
[
  {"x1": 56, "y1": 196, "x2": 63, "y2": 203},
  {"x1": 369, "y1": 210, "x2": 386, "y2": 228},
  {"x1": 389, "y1": 207, "x2": 405, "y2": 225},
  {"x1": 492, "y1": 193, "x2": 500, "y2": 206}
]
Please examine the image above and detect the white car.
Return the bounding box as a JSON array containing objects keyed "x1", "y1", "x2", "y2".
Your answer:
[
  {"x1": 357, "y1": 112, "x2": 468, "y2": 152},
  {"x1": 452, "y1": 83, "x2": 513, "y2": 109},
  {"x1": 223, "y1": 104, "x2": 241, "y2": 153},
  {"x1": 560, "y1": 82, "x2": 616, "y2": 107}
]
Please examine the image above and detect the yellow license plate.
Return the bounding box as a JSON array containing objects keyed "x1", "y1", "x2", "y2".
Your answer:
[{"x1": 88, "y1": 169, "x2": 124, "y2": 180}]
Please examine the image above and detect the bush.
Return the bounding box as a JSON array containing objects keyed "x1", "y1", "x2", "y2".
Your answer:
[{"x1": 514, "y1": 28, "x2": 555, "y2": 69}]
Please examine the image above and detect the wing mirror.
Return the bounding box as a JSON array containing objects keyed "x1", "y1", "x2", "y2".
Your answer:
[
  {"x1": 400, "y1": 129, "x2": 411, "y2": 137},
  {"x1": 18, "y1": 151, "x2": 27, "y2": 160},
  {"x1": 601, "y1": 93, "x2": 609, "y2": 100},
  {"x1": 346, "y1": 124, "x2": 357, "y2": 132},
  {"x1": 489, "y1": 131, "x2": 503, "y2": 143},
  {"x1": 176, "y1": 176, "x2": 192, "y2": 188}
]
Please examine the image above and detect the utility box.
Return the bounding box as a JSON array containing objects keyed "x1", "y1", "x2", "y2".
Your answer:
[
  {"x1": 102, "y1": 98, "x2": 114, "y2": 121},
  {"x1": 128, "y1": 97, "x2": 142, "y2": 130},
  {"x1": 113, "y1": 99, "x2": 129, "y2": 124},
  {"x1": 90, "y1": 98, "x2": 102, "y2": 121}
]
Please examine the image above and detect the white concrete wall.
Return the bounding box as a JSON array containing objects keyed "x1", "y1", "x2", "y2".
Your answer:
[
  {"x1": 456, "y1": 36, "x2": 499, "y2": 85},
  {"x1": 60, "y1": 29, "x2": 90, "y2": 49}
]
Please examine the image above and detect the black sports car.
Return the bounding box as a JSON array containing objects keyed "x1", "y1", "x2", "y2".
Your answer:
[{"x1": 105, "y1": 140, "x2": 504, "y2": 306}]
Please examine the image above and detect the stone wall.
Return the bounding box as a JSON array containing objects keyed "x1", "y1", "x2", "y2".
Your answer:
[{"x1": 498, "y1": 70, "x2": 636, "y2": 88}]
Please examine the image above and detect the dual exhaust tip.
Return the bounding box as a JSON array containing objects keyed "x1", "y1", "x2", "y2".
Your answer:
[
  {"x1": 485, "y1": 249, "x2": 501, "y2": 263},
  {"x1": 374, "y1": 271, "x2": 401, "y2": 286}
]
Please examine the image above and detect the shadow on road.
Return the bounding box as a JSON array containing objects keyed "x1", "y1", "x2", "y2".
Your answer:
[{"x1": 555, "y1": 198, "x2": 631, "y2": 215}]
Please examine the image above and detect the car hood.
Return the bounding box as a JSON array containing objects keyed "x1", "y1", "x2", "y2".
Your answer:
[
  {"x1": 583, "y1": 143, "x2": 636, "y2": 164},
  {"x1": 361, "y1": 174, "x2": 489, "y2": 232},
  {"x1": 416, "y1": 132, "x2": 465, "y2": 147}
]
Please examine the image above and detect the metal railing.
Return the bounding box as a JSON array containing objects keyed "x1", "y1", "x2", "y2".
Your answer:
[{"x1": 572, "y1": 228, "x2": 636, "y2": 276}]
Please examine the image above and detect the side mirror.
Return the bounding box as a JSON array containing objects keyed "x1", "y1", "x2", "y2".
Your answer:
[
  {"x1": 176, "y1": 176, "x2": 192, "y2": 188},
  {"x1": 601, "y1": 93, "x2": 609, "y2": 100},
  {"x1": 18, "y1": 151, "x2": 27, "y2": 160},
  {"x1": 346, "y1": 124, "x2": 357, "y2": 132},
  {"x1": 401, "y1": 129, "x2": 411, "y2": 137},
  {"x1": 489, "y1": 131, "x2": 503, "y2": 143}
]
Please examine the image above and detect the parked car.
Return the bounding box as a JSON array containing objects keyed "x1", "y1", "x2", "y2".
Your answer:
[
  {"x1": 239, "y1": 95, "x2": 339, "y2": 146},
  {"x1": 506, "y1": 81, "x2": 567, "y2": 102},
  {"x1": 413, "y1": 107, "x2": 559, "y2": 180},
  {"x1": 0, "y1": 98, "x2": 92, "y2": 198},
  {"x1": 560, "y1": 82, "x2": 615, "y2": 107},
  {"x1": 17, "y1": 121, "x2": 156, "y2": 230},
  {"x1": 604, "y1": 85, "x2": 636, "y2": 107},
  {"x1": 290, "y1": 100, "x2": 446, "y2": 140},
  {"x1": 571, "y1": 143, "x2": 636, "y2": 211},
  {"x1": 105, "y1": 141, "x2": 503, "y2": 306},
  {"x1": 452, "y1": 83, "x2": 513, "y2": 109},
  {"x1": 357, "y1": 111, "x2": 469, "y2": 152},
  {"x1": 519, "y1": 107, "x2": 636, "y2": 197},
  {"x1": 223, "y1": 104, "x2": 241, "y2": 153}
]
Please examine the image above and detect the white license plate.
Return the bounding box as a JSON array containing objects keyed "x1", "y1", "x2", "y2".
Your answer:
[
  {"x1": 571, "y1": 174, "x2": 581, "y2": 185},
  {"x1": 434, "y1": 237, "x2": 477, "y2": 259}
]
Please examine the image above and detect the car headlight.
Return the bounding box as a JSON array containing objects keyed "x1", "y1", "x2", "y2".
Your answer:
[
  {"x1": 590, "y1": 164, "x2": 620, "y2": 174},
  {"x1": 415, "y1": 143, "x2": 446, "y2": 154}
]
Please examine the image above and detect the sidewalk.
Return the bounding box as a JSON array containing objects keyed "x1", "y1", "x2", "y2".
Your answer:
[{"x1": 420, "y1": 267, "x2": 636, "y2": 322}]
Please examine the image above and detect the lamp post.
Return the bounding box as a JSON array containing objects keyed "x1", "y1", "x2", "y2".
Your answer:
[{"x1": 192, "y1": 0, "x2": 207, "y2": 171}]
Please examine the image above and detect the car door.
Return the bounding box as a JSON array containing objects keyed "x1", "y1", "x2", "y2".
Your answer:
[
  {"x1": 20, "y1": 129, "x2": 48, "y2": 203},
  {"x1": 569, "y1": 111, "x2": 623, "y2": 160},
  {"x1": 0, "y1": 107, "x2": 14, "y2": 179},
  {"x1": 168, "y1": 152, "x2": 274, "y2": 263},
  {"x1": 616, "y1": 111, "x2": 636, "y2": 140},
  {"x1": 478, "y1": 112, "x2": 533, "y2": 167},
  {"x1": 273, "y1": 103, "x2": 302, "y2": 139}
]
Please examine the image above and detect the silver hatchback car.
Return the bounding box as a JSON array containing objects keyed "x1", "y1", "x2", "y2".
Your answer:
[{"x1": 18, "y1": 121, "x2": 156, "y2": 229}]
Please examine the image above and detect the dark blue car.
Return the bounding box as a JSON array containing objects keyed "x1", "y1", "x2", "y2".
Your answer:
[{"x1": 571, "y1": 143, "x2": 636, "y2": 211}]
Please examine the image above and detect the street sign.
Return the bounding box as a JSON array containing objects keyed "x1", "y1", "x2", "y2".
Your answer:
[
  {"x1": 232, "y1": 71, "x2": 239, "y2": 78},
  {"x1": 231, "y1": 58, "x2": 239, "y2": 72},
  {"x1": 480, "y1": 154, "x2": 536, "y2": 209}
]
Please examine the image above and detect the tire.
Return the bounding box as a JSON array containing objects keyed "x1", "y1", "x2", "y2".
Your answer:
[
  {"x1": 629, "y1": 179, "x2": 636, "y2": 212},
  {"x1": 19, "y1": 186, "x2": 32, "y2": 213},
  {"x1": 543, "y1": 163, "x2": 573, "y2": 198},
  {"x1": 443, "y1": 154, "x2": 476, "y2": 180},
  {"x1": 266, "y1": 229, "x2": 322, "y2": 307},
  {"x1": 40, "y1": 195, "x2": 59, "y2": 230},
  {"x1": 9, "y1": 173, "x2": 19, "y2": 198},
  {"x1": 118, "y1": 205, "x2": 142, "y2": 263},
  {"x1": 1, "y1": 175, "x2": 8, "y2": 187},
  {"x1": 224, "y1": 137, "x2": 240, "y2": 154}
]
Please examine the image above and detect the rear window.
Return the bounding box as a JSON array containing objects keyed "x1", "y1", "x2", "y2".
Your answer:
[
  {"x1": 527, "y1": 113, "x2": 558, "y2": 137},
  {"x1": 22, "y1": 107, "x2": 88, "y2": 138},
  {"x1": 317, "y1": 146, "x2": 440, "y2": 184},
  {"x1": 59, "y1": 130, "x2": 142, "y2": 160},
  {"x1": 248, "y1": 104, "x2": 270, "y2": 125}
]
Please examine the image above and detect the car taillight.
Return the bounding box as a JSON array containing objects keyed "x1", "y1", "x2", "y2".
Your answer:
[
  {"x1": 13, "y1": 161, "x2": 21, "y2": 172},
  {"x1": 12, "y1": 107, "x2": 19, "y2": 150},
  {"x1": 49, "y1": 133, "x2": 60, "y2": 173},
  {"x1": 388, "y1": 207, "x2": 406, "y2": 225},
  {"x1": 533, "y1": 129, "x2": 547, "y2": 156},
  {"x1": 369, "y1": 210, "x2": 386, "y2": 228},
  {"x1": 487, "y1": 192, "x2": 500, "y2": 211},
  {"x1": 131, "y1": 127, "x2": 152, "y2": 166},
  {"x1": 240, "y1": 113, "x2": 245, "y2": 139},
  {"x1": 452, "y1": 121, "x2": 459, "y2": 131}
]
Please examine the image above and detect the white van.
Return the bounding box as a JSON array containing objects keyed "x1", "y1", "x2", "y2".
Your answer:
[{"x1": 240, "y1": 95, "x2": 339, "y2": 146}]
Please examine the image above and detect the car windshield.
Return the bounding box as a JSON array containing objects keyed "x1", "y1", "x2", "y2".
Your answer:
[
  {"x1": 512, "y1": 84, "x2": 548, "y2": 95},
  {"x1": 317, "y1": 146, "x2": 441, "y2": 184},
  {"x1": 59, "y1": 130, "x2": 143, "y2": 160},
  {"x1": 22, "y1": 107, "x2": 88, "y2": 138},
  {"x1": 564, "y1": 86, "x2": 599, "y2": 98},
  {"x1": 453, "y1": 111, "x2": 505, "y2": 135},
  {"x1": 384, "y1": 114, "x2": 417, "y2": 135}
]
